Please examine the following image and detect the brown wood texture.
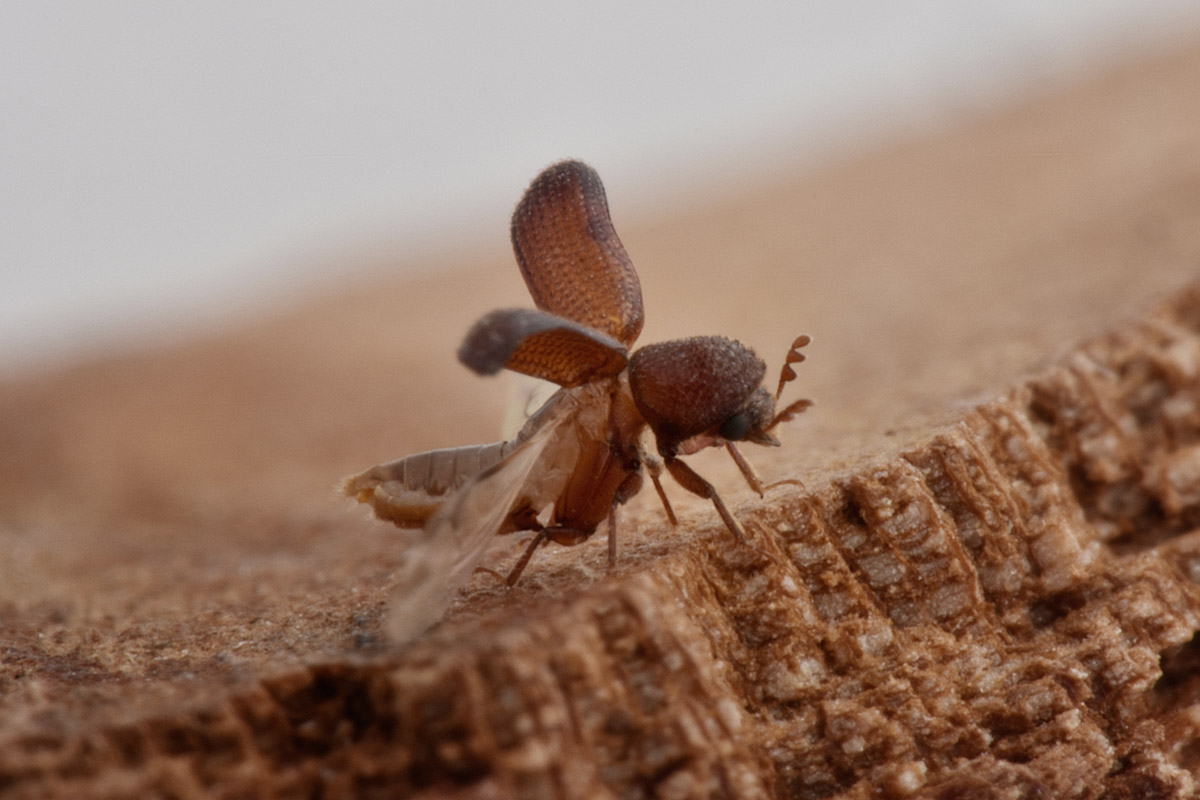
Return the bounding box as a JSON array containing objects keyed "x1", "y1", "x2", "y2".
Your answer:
[{"x1": 4, "y1": 40, "x2": 1200, "y2": 799}]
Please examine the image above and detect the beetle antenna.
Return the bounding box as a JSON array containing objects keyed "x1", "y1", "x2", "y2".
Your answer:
[
  {"x1": 774, "y1": 335, "x2": 811, "y2": 401},
  {"x1": 767, "y1": 335, "x2": 812, "y2": 431},
  {"x1": 768, "y1": 398, "x2": 813, "y2": 431}
]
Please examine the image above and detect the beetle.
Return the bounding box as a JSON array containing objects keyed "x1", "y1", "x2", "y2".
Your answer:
[{"x1": 344, "y1": 160, "x2": 811, "y2": 640}]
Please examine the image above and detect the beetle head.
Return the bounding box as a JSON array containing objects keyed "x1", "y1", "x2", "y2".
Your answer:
[{"x1": 629, "y1": 336, "x2": 782, "y2": 456}]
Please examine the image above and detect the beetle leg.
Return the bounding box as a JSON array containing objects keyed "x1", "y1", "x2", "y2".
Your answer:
[
  {"x1": 505, "y1": 525, "x2": 599, "y2": 586},
  {"x1": 477, "y1": 506, "x2": 542, "y2": 584},
  {"x1": 505, "y1": 528, "x2": 549, "y2": 586},
  {"x1": 643, "y1": 454, "x2": 678, "y2": 525},
  {"x1": 602, "y1": 469, "x2": 647, "y2": 569},
  {"x1": 724, "y1": 442, "x2": 765, "y2": 497},
  {"x1": 664, "y1": 458, "x2": 746, "y2": 543}
]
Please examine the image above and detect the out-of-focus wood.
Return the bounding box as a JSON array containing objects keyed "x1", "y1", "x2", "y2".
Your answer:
[{"x1": 3, "y1": 40, "x2": 1200, "y2": 799}]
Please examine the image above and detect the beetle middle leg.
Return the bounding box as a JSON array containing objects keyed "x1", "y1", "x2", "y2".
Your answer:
[
  {"x1": 643, "y1": 454, "x2": 678, "y2": 525},
  {"x1": 602, "y1": 468, "x2": 649, "y2": 569},
  {"x1": 664, "y1": 458, "x2": 747, "y2": 543}
]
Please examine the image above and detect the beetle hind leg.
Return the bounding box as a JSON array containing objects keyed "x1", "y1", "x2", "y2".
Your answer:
[
  {"x1": 504, "y1": 525, "x2": 596, "y2": 586},
  {"x1": 504, "y1": 529, "x2": 549, "y2": 586},
  {"x1": 643, "y1": 454, "x2": 678, "y2": 525}
]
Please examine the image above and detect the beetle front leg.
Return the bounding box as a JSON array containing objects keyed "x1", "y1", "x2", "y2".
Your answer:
[
  {"x1": 724, "y1": 441, "x2": 765, "y2": 497},
  {"x1": 664, "y1": 457, "x2": 746, "y2": 543},
  {"x1": 643, "y1": 454, "x2": 678, "y2": 525}
]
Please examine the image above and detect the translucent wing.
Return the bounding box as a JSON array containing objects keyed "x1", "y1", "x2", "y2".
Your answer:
[
  {"x1": 501, "y1": 374, "x2": 557, "y2": 440},
  {"x1": 511, "y1": 160, "x2": 644, "y2": 347},
  {"x1": 384, "y1": 392, "x2": 579, "y2": 642}
]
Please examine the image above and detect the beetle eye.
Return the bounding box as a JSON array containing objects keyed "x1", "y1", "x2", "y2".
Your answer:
[{"x1": 719, "y1": 412, "x2": 752, "y2": 441}]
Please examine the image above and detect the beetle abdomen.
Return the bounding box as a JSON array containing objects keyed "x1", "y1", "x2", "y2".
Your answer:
[{"x1": 342, "y1": 441, "x2": 515, "y2": 527}]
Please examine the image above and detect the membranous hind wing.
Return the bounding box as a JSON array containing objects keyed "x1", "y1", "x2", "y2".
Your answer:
[
  {"x1": 511, "y1": 160, "x2": 644, "y2": 347},
  {"x1": 384, "y1": 391, "x2": 580, "y2": 642}
]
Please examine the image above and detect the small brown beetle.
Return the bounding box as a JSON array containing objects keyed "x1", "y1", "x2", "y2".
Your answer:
[{"x1": 344, "y1": 160, "x2": 811, "y2": 639}]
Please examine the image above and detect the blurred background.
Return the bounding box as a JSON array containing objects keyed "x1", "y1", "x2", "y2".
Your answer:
[{"x1": 3, "y1": 1, "x2": 1200, "y2": 371}]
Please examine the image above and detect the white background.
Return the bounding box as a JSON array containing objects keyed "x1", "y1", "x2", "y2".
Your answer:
[{"x1": 3, "y1": 2, "x2": 1199, "y2": 369}]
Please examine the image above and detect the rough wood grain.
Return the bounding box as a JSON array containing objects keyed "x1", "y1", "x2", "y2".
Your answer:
[{"x1": 3, "y1": 40, "x2": 1200, "y2": 799}]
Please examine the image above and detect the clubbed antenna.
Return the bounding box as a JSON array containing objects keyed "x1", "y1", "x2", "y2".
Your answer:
[
  {"x1": 769, "y1": 335, "x2": 813, "y2": 431},
  {"x1": 775, "y1": 335, "x2": 811, "y2": 401},
  {"x1": 768, "y1": 397, "x2": 813, "y2": 431}
]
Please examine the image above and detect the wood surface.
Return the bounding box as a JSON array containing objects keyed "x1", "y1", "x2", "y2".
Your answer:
[{"x1": 3, "y1": 39, "x2": 1200, "y2": 799}]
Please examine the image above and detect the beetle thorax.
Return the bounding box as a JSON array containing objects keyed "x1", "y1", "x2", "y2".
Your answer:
[{"x1": 627, "y1": 336, "x2": 771, "y2": 456}]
